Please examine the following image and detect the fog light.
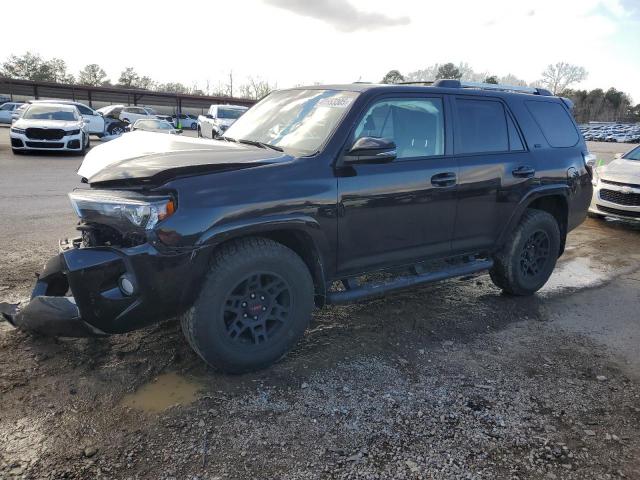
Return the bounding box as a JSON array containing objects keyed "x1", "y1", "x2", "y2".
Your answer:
[{"x1": 118, "y1": 275, "x2": 135, "y2": 296}]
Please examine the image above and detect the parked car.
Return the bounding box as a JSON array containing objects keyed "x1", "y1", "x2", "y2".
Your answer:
[
  {"x1": 131, "y1": 118, "x2": 182, "y2": 134},
  {"x1": 10, "y1": 100, "x2": 129, "y2": 137},
  {"x1": 2, "y1": 81, "x2": 592, "y2": 373},
  {"x1": 0, "y1": 102, "x2": 25, "y2": 124},
  {"x1": 197, "y1": 104, "x2": 248, "y2": 139},
  {"x1": 172, "y1": 113, "x2": 198, "y2": 130},
  {"x1": 96, "y1": 105, "x2": 172, "y2": 126},
  {"x1": 10, "y1": 103, "x2": 90, "y2": 154},
  {"x1": 589, "y1": 145, "x2": 640, "y2": 221}
]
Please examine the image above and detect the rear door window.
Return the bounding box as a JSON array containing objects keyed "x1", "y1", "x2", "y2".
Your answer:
[
  {"x1": 455, "y1": 98, "x2": 509, "y2": 154},
  {"x1": 525, "y1": 100, "x2": 579, "y2": 147}
]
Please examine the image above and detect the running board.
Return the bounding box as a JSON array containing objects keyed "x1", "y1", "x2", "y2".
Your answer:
[{"x1": 326, "y1": 259, "x2": 493, "y2": 305}]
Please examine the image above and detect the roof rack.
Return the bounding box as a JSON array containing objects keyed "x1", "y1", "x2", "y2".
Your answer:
[{"x1": 395, "y1": 79, "x2": 553, "y2": 96}]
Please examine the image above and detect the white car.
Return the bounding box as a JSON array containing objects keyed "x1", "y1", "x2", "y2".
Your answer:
[
  {"x1": 589, "y1": 145, "x2": 640, "y2": 221},
  {"x1": 10, "y1": 103, "x2": 90, "y2": 154},
  {"x1": 26, "y1": 99, "x2": 106, "y2": 136},
  {"x1": 197, "y1": 104, "x2": 248, "y2": 139},
  {"x1": 0, "y1": 102, "x2": 25, "y2": 124},
  {"x1": 97, "y1": 105, "x2": 172, "y2": 125}
]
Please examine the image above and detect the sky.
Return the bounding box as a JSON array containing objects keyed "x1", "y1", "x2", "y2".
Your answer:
[{"x1": 2, "y1": 0, "x2": 639, "y2": 101}]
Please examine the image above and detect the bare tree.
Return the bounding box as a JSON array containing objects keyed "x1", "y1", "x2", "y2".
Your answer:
[
  {"x1": 239, "y1": 77, "x2": 276, "y2": 100},
  {"x1": 540, "y1": 62, "x2": 588, "y2": 95}
]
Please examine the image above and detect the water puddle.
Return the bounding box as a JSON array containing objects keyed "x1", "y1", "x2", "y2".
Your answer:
[
  {"x1": 120, "y1": 372, "x2": 203, "y2": 413},
  {"x1": 541, "y1": 256, "x2": 610, "y2": 294}
]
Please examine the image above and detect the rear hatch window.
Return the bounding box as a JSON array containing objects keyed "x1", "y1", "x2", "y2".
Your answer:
[{"x1": 525, "y1": 100, "x2": 579, "y2": 148}]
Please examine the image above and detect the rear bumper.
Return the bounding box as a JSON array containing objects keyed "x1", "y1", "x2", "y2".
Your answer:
[{"x1": 2, "y1": 240, "x2": 210, "y2": 337}]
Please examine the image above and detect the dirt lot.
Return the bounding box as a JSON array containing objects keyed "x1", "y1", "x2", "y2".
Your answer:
[{"x1": 0, "y1": 130, "x2": 639, "y2": 479}]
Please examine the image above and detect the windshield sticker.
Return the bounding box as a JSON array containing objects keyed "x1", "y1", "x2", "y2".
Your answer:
[{"x1": 318, "y1": 96, "x2": 354, "y2": 108}]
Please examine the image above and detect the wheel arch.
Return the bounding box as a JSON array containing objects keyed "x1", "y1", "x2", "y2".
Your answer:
[
  {"x1": 498, "y1": 186, "x2": 570, "y2": 256},
  {"x1": 198, "y1": 216, "x2": 330, "y2": 307}
]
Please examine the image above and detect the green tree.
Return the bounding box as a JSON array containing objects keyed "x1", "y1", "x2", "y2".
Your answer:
[
  {"x1": 117, "y1": 67, "x2": 139, "y2": 88},
  {"x1": 78, "y1": 64, "x2": 108, "y2": 86},
  {"x1": 2, "y1": 52, "x2": 73, "y2": 83},
  {"x1": 435, "y1": 63, "x2": 462, "y2": 80},
  {"x1": 381, "y1": 69, "x2": 405, "y2": 84},
  {"x1": 484, "y1": 75, "x2": 499, "y2": 84}
]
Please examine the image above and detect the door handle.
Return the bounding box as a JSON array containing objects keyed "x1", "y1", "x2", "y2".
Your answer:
[
  {"x1": 512, "y1": 166, "x2": 536, "y2": 178},
  {"x1": 431, "y1": 172, "x2": 457, "y2": 187}
]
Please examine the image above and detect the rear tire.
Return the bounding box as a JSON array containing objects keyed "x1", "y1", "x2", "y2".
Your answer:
[
  {"x1": 197, "y1": 126, "x2": 202, "y2": 137},
  {"x1": 180, "y1": 237, "x2": 314, "y2": 373},
  {"x1": 490, "y1": 209, "x2": 560, "y2": 296}
]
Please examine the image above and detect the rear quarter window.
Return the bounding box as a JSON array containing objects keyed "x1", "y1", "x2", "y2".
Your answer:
[{"x1": 525, "y1": 100, "x2": 579, "y2": 148}]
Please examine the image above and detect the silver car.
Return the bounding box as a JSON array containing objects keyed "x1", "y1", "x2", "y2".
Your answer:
[
  {"x1": 131, "y1": 118, "x2": 182, "y2": 134},
  {"x1": 589, "y1": 145, "x2": 640, "y2": 221},
  {"x1": 0, "y1": 102, "x2": 24, "y2": 124}
]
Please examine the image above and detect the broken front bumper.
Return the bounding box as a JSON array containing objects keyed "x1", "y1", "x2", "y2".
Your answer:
[{"x1": 1, "y1": 239, "x2": 209, "y2": 337}]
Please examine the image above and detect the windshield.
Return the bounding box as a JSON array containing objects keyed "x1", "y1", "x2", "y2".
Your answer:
[
  {"x1": 23, "y1": 105, "x2": 77, "y2": 121},
  {"x1": 224, "y1": 89, "x2": 359, "y2": 155},
  {"x1": 218, "y1": 108, "x2": 246, "y2": 120},
  {"x1": 144, "y1": 107, "x2": 159, "y2": 115},
  {"x1": 624, "y1": 146, "x2": 640, "y2": 161}
]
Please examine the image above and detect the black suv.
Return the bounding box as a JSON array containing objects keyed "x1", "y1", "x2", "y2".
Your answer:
[{"x1": 2, "y1": 80, "x2": 593, "y2": 372}]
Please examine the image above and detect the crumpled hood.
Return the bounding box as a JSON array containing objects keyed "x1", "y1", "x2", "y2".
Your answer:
[
  {"x1": 13, "y1": 118, "x2": 82, "y2": 129},
  {"x1": 78, "y1": 131, "x2": 290, "y2": 185},
  {"x1": 598, "y1": 158, "x2": 640, "y2": 184}
]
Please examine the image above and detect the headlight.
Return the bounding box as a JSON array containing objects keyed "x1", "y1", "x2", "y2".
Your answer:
[
  {"x1": 67, "y1": 129, "x2": 81, "y2": 135},
  {"x1": 68, "y1": 190, "x2": 176, "y2": 231},
  {"x1": 592, "y1": 167, "x2": 600, "y2": 186},
  {"x1": 11, "y1": 127, "x2": 25, "y2": 134}
]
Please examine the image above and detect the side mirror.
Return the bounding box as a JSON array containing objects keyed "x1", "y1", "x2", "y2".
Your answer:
[
  {"x1": 343, "y1": 137, "x2": 397, "y2": 165},
  {"x1": 206, "y1": 114, "x2": 214, "y2": 119},
  {"x1": 614, "y1": 153, "x2": 623, "y2": 159}
]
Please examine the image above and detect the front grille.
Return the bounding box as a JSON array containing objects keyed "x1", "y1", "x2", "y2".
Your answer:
[
  {"x1": 25, "y1": 141, "x2": 64, "y2": 149},
  {"x1": 602, "y1": 179, "x2": 640, "y2": 189},
  {"x1": 600, "y1": 188, "x2": 640, "y2": 206},
  {"x1": 26, "y1": 128, "x2": 65, "y2": 140},
  {"x1": 597, "y1": 205, "x2": 640, "y2": 218}
]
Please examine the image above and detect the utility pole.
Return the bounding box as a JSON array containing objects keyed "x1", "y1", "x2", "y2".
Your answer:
[{"x1": 229, "y1": 71, "x2": 233, "y2": 98}]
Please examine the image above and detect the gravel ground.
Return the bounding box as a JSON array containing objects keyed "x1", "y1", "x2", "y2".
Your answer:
[{"x1": 0, "y1": 131, "x2": 639, "y2": 479}]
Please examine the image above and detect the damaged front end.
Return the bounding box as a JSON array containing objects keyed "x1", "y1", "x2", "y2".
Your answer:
[{"x1": 1, "y1": 190, "x2": 210, "y2": 337}]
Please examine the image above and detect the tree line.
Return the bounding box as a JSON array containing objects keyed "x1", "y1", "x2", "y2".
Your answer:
[
  {"x1": 0, "y1": 52, "x2": 276, "y2": 100},
  {"x1": 381, "y1": 62, "x2": 639, "y2": 123}
]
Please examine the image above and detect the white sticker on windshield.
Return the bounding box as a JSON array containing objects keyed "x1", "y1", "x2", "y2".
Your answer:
[{"x1": 318, "y1": 96, "x2": 354, "y2": 108}]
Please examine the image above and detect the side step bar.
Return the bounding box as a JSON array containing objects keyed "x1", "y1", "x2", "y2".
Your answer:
[{"x1": 326, "y1": 259, "x2": 493, "y2": 305}]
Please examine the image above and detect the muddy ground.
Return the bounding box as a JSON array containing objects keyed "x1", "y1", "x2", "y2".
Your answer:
[{"x1": 0, "y1": 132, "x2": 639, "y2": 479}]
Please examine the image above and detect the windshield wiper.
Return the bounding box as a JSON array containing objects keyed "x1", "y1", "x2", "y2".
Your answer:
[{"x1": 238, "y1": 138, "x2": 284, "y2": 152}]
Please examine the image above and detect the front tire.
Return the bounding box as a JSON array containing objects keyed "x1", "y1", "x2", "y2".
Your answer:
[
  {"x1": 180, "y1": 237, "x2": 314, "y2": 373},
  {"x1": 490, "y1": 209, "x2": 560, "y2": 296}
]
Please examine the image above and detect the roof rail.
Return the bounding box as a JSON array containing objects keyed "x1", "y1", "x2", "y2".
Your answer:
[
  {"x1": 393, "y1": 79, "x2": 554, "y2": 96},
  {"x1": 460, "y1": 81, "x2": 553, "y2": 96},
  {"x1": 396, "y1": 80, "x2": 434, "y2": 86}
]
